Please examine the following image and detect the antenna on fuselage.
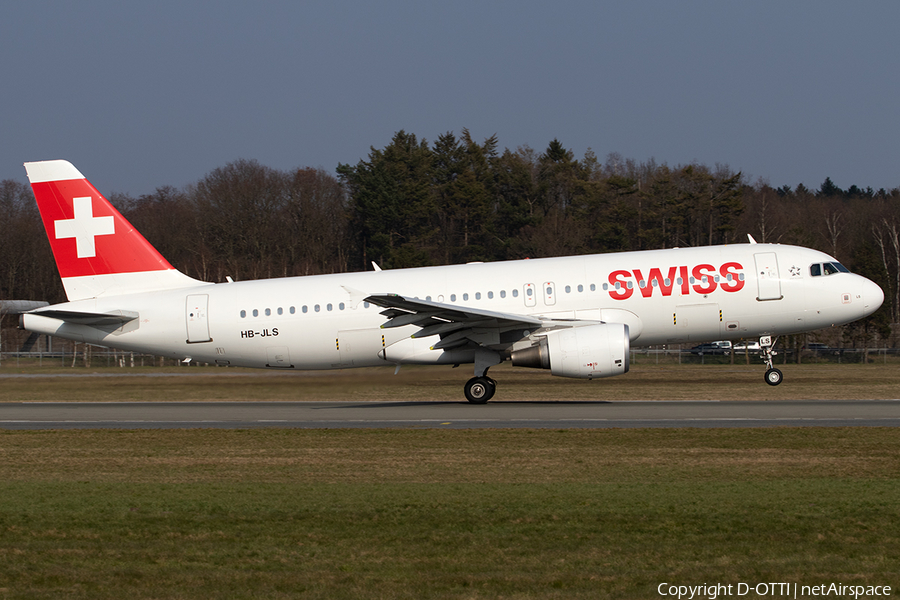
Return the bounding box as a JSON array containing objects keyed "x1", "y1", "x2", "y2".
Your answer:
[{"x1": 747, "y1": 234, "x2": 758, "y2": 244}]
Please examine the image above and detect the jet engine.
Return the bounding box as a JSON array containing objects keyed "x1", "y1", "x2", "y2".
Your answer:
[{"x1": 510, "y1": 323, "x2": 630, "y2": 379}]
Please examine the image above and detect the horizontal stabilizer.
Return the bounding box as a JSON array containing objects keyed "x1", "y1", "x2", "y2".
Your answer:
[{"x1": 30, "y1": 309, "x2": 139, "y2": 328}]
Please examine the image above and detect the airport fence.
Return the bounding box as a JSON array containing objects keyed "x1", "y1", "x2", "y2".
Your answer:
[
  {"x1": 2, "y1": 322, "x2": 897, "y2": 369},
  {"x1": 0, "y1": 347, "x2": 192, "y2": 369},
  {"x1": 629, "y1": 346, "x2": 900, "y2": 366},
  {"x1": 2, "y1": 345, "x2": 899, "y2": 370}
]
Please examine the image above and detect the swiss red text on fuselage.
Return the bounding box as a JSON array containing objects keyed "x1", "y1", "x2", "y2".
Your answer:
[{"x1": 607, "y1": 262, "x2": 745, "y2": 300}]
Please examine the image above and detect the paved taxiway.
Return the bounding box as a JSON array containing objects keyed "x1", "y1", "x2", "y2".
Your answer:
[{"x1": 1, "y1": 400, "x2": 899, "y2": 429}]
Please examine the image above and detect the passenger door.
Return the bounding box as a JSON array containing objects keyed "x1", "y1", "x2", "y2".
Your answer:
[{"x1": 754, "y1": 252, "x2": 782, "y2": 301}]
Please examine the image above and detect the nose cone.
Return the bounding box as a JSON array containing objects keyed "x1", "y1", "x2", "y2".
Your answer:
[{"x1": 863, "y1": 277, "x2": 884, "y2": 313}]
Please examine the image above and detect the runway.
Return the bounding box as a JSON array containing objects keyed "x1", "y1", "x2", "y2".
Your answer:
[{"x1": 2, "y1": 399, "x2": 899, "y2": 429}]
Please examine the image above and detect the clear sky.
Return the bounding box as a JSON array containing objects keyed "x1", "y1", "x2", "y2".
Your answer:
[{"x1": 3, "y1": 1, "x2": 899, "y2": 197}]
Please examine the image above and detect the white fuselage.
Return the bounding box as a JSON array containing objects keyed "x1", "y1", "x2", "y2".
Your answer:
[{"x1": 23, "y1": 243, "x2": 882, "y2": 370}]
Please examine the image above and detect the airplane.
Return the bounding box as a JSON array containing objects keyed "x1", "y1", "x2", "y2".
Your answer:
[{"x1": 20, "y1": 159, "x2": 884, "y2": 403}]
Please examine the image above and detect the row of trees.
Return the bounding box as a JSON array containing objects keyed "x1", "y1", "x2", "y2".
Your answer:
[
  {"x1": 2, "y1": 131, "x2": 899, "y2": 344},
  {"x1": 338, "y1": 131, "x2": 745, "y2": 268}
]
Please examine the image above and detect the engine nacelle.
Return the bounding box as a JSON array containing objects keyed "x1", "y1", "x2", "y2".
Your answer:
[{"x1": 510, "y1": 323, "x2": 630, "y2": 379}]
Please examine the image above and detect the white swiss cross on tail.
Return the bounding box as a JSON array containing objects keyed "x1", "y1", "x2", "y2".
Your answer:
[
  {"x1": 24, "y1": 159, "x2": 204, "y2": 302},
  {"x1": 54, "y1": 196, "x2": 115, "y2": 258}
]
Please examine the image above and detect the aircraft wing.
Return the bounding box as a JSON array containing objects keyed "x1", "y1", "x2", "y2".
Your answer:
[{"x1": 365, "y1": 293, "x2": 550, "y2": 351}]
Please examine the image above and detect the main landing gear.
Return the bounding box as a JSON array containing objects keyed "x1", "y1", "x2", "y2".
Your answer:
[
  {"x1": 759, "y1": 335, "x2": 783, "y2": 386},
  {"x1": 464, "y1": 375, "x2": 497, "y2": 404},
  {"x1": 465, "y1": 348, "x2": 502, "y2": 403}
]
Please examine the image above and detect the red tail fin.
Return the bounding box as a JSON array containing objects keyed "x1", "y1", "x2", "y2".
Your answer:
[{"x1": 25, "y1": 160, "x2": 204, "y2": 300}]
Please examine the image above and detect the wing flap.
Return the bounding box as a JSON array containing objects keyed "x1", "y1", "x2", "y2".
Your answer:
[
  {"x1": 366, "y1": 294, "x2": 545, "y2": 353},
  {"x1": 367, "y1": 294, "x2": 543, "y2": 331}
]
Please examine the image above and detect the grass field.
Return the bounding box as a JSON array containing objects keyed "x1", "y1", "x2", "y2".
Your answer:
[
  {"x1": 1, "y1": 428, "x2": 899, "y2": 599},
  {"x1": 1, "y1": 364, "x2": 899, "y2": 598}
]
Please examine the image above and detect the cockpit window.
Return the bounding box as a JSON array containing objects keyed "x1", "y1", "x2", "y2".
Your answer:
[{"x1": 810, "y1": 262, "x2": 849, "y2": 277}]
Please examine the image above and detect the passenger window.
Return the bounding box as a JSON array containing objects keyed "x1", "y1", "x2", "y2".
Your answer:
[
  {"x1": 475, "y1": 292, "x2": 481, "y2": 300},
  {"x1": 526, "y1": 288, "x2": 533, "y2": 297},
  {"x1": 577, "y1": 284, "x2": 583, "y2": 292},
  {"x1": 463, "y1": 293, "x2": 469, "y2": 301},
  {"x1": 314, "y1": 305, "x2": 320, "y2": 312},
  {"x1": 327, "y1": 303, "x2": 333, "y2": 311},
  {"x1": 240, "y1": 310, "x2": 246, "y2": 318},
  {"x1": 302, "y1": 305, "x2": 308, "y2": 313},
  {"x1": 512, "y1": 289, "x2": 519, "y2": 297},
  {"x1": 500, "y1": 290, "x2": 506, "y2": 298},
  {"x1": 426, "y1": 296, "x2": 431, "y2": 302},
  {"x1": 265, "y1": 308, "x2": 271, "y2": 316},
  {"x1": 252, "y1": 309, "x2": 259, "y2": 317},
  {"x1": 565, "y1": 285, "x2": 571, "y2": 293},
  {"x1": 450, "y1": 294, "x2": 457, "y2": 302},
  {"x1": 592, "y1": 284, "x2": 598, "y2": 291},
  {"x1": 290, "y1": 306, "x2": 295, "y2": 314},
  {"x1": 488, "y1": 291, "x2": 494, "y2": 299},
  {"x1": 810, "y1": 264, "x2": 822, "y2": 277},
  {"x1": 339, "y1": 302, "x2": 345, "y2": 310},
  {"x1": 277, "y1": 307, "x2": 283, "y2": 315}
]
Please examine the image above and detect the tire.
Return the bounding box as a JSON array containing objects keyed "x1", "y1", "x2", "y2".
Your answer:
[
  {"x1": 464, "y1": 376, "x2": 495, "y2": 404},
  {"x1": 764, "y1": 368, "x2": 783, "y2": 386}
]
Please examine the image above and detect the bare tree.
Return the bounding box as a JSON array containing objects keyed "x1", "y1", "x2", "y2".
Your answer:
[
  {"x1": 823, "y1": 209, "x2": 845, "y2": 258},
  {"x1": 873, "y1": 218, "x2": 900, "y2": 324}
]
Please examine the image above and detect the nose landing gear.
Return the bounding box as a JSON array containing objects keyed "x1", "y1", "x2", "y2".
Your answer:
[{"x1": 760, "y1": 335, "x2": 783, "y2": 386}]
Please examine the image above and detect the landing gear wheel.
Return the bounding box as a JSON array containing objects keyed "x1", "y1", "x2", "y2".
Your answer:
[
  {"x1": 464, "y1": 376, "x2": 496, "y2": 404},
  {"x1": 764, "y1": 368, "x2": 783, "y2": 386}
]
